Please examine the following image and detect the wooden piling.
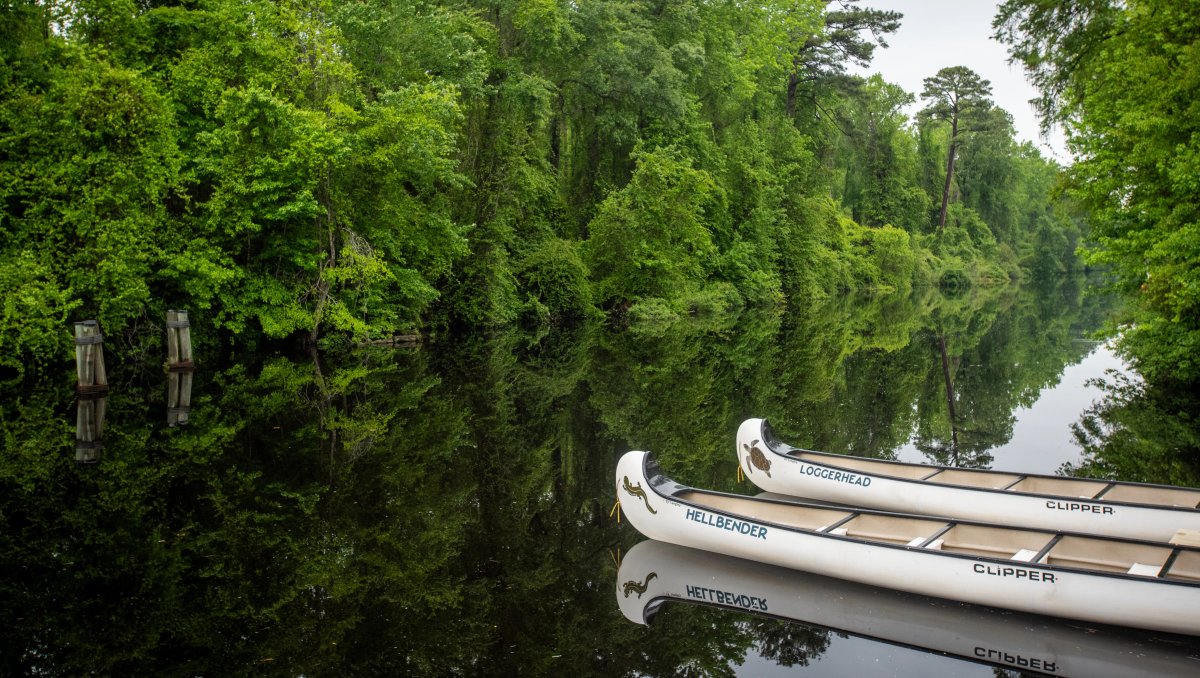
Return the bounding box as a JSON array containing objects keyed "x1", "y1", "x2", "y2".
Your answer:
[
  {"x1": 75, "y1": 396, "x2": 106, "y2": 463},
  {"x1": 166, "y1": 310, "x2": 194, "y2": 371},
  {"x1": 74, "y1": 320, "x2": 109, "y2": 396},
  {"x1": 167, "y1": 370, "x2": 192, "y2": 427}
]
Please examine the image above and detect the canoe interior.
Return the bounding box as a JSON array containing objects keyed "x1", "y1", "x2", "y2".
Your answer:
[
  {"x1": 790, "y1": 451, "x2": 1200, "y2": 508},
  {"x1": 678, "y1": 490, "x2": 1200, "y2": 582},
  {"x1": 927, "y1": 468, "x2": 1024, "y2": 489},
  {"x1": 1005, "y1": 475, "x2": 1109, "y2": 496},
  {"x1": 1103, "y1": 484, "x2": 1200, "y2": 507}
]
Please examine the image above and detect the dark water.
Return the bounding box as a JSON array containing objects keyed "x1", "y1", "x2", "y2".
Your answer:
[{"x1": 2, "y1": 276, "x2": 1199, "y2": 676}]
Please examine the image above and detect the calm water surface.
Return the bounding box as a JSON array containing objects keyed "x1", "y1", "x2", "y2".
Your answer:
[
  {"x1": 894, "y1": 341, "x2": 1128, "y2": 473},
  {"x1": 2, "y1": 276, "x2": 1198, "y2": 676}
]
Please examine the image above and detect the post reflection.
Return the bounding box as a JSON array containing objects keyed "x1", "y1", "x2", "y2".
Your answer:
[
  {"x1": 167, "y1": 369, "x2": 192, "y2": 427},
  {"x1": 74, "y1": 395, "x2": 106, "y2": 463}
]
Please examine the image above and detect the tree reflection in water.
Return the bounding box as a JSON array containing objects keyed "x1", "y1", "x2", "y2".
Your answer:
[
  {"x1": 1, "y1": 274, "x2": 1185, "y2": 676},
  {"x1": 1069, "y1": 372, "x2": 1200, "y2": 487}
]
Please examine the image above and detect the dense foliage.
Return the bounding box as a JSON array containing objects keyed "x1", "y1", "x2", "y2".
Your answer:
[
  {"x1": 1, "y1": 0, "x2": 1076, "y2": 374},
  {"x1": 996, "y1": 0, "x2": 1200, "y2": 388}
]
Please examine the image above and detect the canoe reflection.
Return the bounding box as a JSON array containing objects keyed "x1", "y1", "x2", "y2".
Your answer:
[{"x1": 616, "y1": 540, "x2": 1200, "y2": 677}]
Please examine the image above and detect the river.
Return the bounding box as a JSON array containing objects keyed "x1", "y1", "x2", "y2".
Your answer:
[{"x1": 1, "y1": 274, "x2": 1198, "y2": 676}]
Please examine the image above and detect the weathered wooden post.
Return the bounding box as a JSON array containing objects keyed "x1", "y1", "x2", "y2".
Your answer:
[
  {"x1": 75, "y1": 395, "x2": 106, "y2": 463},
  {"x1": 167, "y1": 370, "x2": 192, "y2": 427},
  {"x1": 74, "y1": 320, "x2": 109, "y2": 397},
  {"x1": 166, "y1": 310, "x2": 194, "y2": 371},
  {"x1": 166, "y1": 310, "x2": 194, "y2": 425}
]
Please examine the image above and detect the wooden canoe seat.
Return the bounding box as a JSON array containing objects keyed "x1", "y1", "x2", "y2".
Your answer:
[
  {"x1": 1127, "y1": 562, "x2": 1160, "y2": 577},
  {"x1": 816, "y1": 512, "x2": 859, "y2": 535},
  {"x1": 1012, "y1": 548, "x2": 1040, "y2": 562},
  {"x1": 1170, "y1": 529, "x2": 1200, "y2": 547},
  {"x1": 905, "y1": 536, "x2": 945, "y2": 550}
]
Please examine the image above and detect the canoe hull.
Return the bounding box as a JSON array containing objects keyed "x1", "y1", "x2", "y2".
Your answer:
[
  {"x1": 736, "y1": 418, "x2": 1200, "y2": 541},
  {"x1": 617, "y1": 450, "x2": 1200, "y2": 636}
]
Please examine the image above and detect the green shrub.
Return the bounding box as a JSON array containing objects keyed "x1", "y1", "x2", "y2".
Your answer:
[
  {"x1": 683, "y1": 282, "x2": 744, "y2": 316},
  {"x1": 628, "y1": 297, "x2": 681, "y2": 327},
  {"x1": 938, "y1": 264, "x2": 970, "y2": 294},
  {"x1": 0, "y1": 253, "x2": 80, "y2": 378},
  {"x1": 517, "y1": 238, "x2": 595, "y2": 323}
]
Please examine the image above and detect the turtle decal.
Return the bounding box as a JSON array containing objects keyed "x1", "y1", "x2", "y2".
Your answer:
[
  {"x1": 743, "y1": 439, "x2": 772, "y2": 477},
  {"x1": 623, "y1": 475, "x2": 658, "y2": 514},
  {"x1": 622, "y1": 572, "x2": 658, "y2": 598}
]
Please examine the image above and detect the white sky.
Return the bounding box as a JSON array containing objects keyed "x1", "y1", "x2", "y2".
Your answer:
[{"x1": 850, "y1": 0, "x2": 1069, "y2": 160}]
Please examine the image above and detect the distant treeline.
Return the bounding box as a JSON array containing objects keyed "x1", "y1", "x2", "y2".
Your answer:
[{"x1": 1, "y1": 1, "x2": 1081, "y2": 375}]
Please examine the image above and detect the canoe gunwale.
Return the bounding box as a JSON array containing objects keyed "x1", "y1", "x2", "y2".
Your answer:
[
  {"x1": 756, "y1": 419, "x2": 1200, "y2": 514},
  {"x1": 636, "y1": 452, "x2": 1200, "y2": 589}
]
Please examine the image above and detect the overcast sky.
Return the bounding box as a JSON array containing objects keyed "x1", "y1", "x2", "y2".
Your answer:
[{"x1": 850, "y1": 0, "x2": 1068, "y2": 160}]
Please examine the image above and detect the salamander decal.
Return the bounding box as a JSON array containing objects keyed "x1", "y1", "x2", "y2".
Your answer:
[
  {"x1": 743, "y1": 439, "x2": 772, "y2": 477},
  {"x1": 623, "y1": 572, "x2": 658, "y2": 598},
  {"x1": 623, "y1": 476, "x2": 658, "y2": 514}
]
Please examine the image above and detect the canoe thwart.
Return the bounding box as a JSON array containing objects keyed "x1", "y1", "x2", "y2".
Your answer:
[
  {"x1": 818, "y1": 512, "x2": 859, "y2": 533},
  {"x1": 917, "y1": 522, "x2": 956, "y2": 548},
  {"x1": 1031, "y1": 534, "x2": 1063, "y2": 564},
  {"x1": 1001, "y1": 475, "x2": 1028, "y2": 490},
  {"x1": 1156, "y1": 549, "x2": 1200, "y2": 581}
]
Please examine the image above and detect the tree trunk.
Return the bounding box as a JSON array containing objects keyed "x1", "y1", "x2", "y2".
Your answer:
[
  {"x1": 938, "y1": 334, "x2": 960, "y2": 462},
  {"x1": 786, "y1": 71, "x2": 799, "y2": 119},
  {"x1": 937, "y1": 116, "x2": 959, "y2": 230}
]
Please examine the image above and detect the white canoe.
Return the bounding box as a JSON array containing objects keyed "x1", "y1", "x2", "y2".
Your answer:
[
  {"x1": 617, "y1": 540, "x2": 1200, "y2": 676},
  {"x1": 615, "y1": 450, "x2": 1200, "y2": 636},
  {"x1": 736, "y1": 418, "x2": 1200, "y2": 542}
]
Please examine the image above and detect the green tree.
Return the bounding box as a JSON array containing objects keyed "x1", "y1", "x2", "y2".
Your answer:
[
  {"x1": 0, "y1": 27, "x2": 180, "y2": 366},
  {"x1": 953, "y1": 106, "x2": 1018, "y2": 238},
  {"x1": 834, "y1": 75, "x2": 930, "y2": 232},
  {"x1": 0, "y1": 0, "x2": 478, "y2": 363},
  {"x1": 784, "y1": 1, "x2": 902, "y2": 120},
  {"x1": 1069, "y1": 374, "x2": 1200, "y2": 486},
  {"x1": 583, "y1": 146, "x2": 723, "y2": 309},
  {"x1": 0, "y1": 0, "x2": 1088, "y2": 375},
  {"x1": 920, "y1": 66, "x2": 994, "y2": 230}
]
